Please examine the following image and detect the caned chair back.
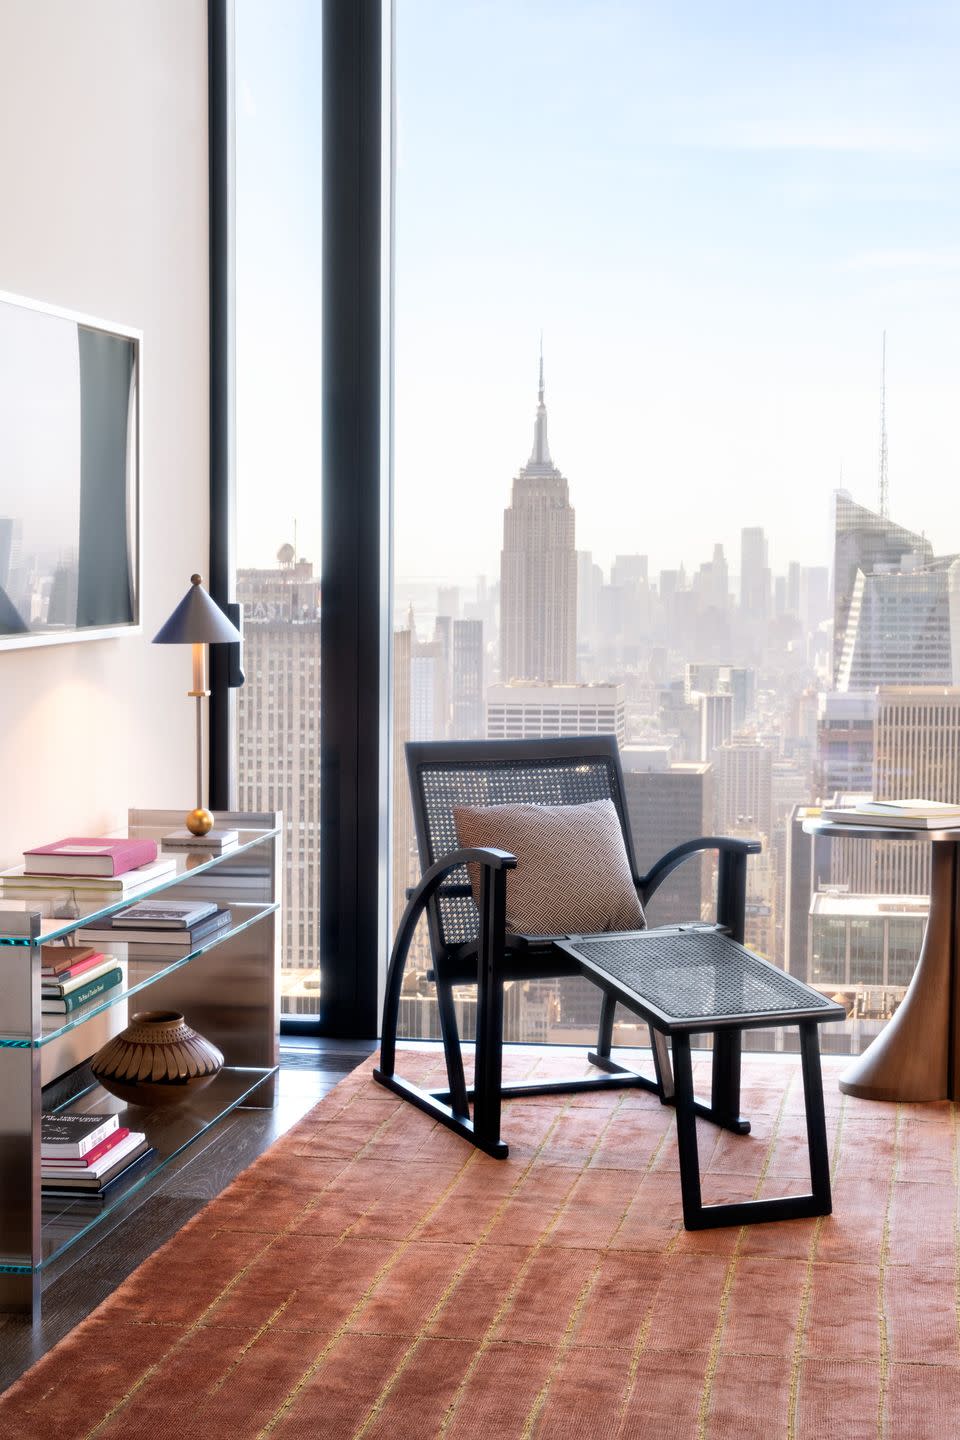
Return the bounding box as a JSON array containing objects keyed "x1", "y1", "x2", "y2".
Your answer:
[{"x1": 405, "y1": 736, "x2": 639, "y2": 954}]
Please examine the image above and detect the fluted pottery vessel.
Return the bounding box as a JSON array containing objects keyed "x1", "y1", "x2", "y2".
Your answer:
[{"x1": 91, "y1": 1010, "x2": 224, "y2": 1107}]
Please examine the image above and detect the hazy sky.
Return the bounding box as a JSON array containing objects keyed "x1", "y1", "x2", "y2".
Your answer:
[{"x1": 238, "y1": 1, "x2": 960, "y2": 584}]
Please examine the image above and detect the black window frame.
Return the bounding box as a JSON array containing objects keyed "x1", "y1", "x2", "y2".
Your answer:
[{"x1": 208, "y1": 0, "x2": 391, "y2": 1039}]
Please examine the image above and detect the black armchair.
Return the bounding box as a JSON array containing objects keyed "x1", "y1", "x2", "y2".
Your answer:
[{"x1": 375, "y1": 736, "x2": 761, "y2": 1158}]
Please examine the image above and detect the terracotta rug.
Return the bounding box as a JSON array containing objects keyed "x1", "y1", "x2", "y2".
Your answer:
[{"x1": 3, "y1": 1047, "x2": 960, "y2": 1439}]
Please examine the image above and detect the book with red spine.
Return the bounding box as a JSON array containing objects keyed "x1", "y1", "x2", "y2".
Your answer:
[
  {"x1": 41, "y1": 1127, "x2": 131, "y2": 1169},
  {"x1": 41, "y1": 950, "x2": 107, "y2": 984},
  {"x1": 23, "y1": 837, "x2": 159, "y2": 878},
  {"x1": 42, "y1": 1132, "x2": 149, "y2": 1184},
  {"x1": 41, "y1": 944, "x2": 99, "y2": 977}
]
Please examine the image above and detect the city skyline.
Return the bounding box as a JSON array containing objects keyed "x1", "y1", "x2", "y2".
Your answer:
[
  {"x1": 393, "y1": 1, "x2": 960, "y2": 585},
  {"x1": 232, "y1": 0, "x2": 960, "y2": 1053},
  {"x1": 235, "y1": 2, "x2": 960, "y2": 580}
]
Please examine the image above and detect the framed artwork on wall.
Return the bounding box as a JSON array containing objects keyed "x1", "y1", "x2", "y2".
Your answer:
[{"x1": 0, "y1": 290, "x2": 141, "y2": 650}]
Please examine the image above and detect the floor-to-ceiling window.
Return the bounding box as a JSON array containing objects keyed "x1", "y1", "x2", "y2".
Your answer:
[
  {"x1": 234, "y1": 0, "x2": 323, "y2": 1019},
  {"x1": 390, "y1": 0, "x2": 960, "y2": 1053}
]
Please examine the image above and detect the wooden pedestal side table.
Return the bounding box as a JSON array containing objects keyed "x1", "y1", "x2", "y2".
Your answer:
[{"x1": 803, "y1": 817, "x2": 960, "y2": 1102}]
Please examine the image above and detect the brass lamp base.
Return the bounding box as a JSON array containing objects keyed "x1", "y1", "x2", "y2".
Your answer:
[{"x1": 185, "y1": 807, "x2": 215, "y2": 837}]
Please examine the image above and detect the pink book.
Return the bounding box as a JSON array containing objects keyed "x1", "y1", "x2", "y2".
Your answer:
[
  {"x1": 41, "y1": 950, "x2": 107, "y2": 982},
  {"x1": 24, "y1": 837, "x2": 159, "y2": 878}
]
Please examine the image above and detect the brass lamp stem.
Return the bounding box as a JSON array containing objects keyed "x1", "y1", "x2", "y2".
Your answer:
[
  {"x1": 195, "y1": 693, "x2": 203, "y2": 811},
  {"x1": 186, "y1": 642, "x2": 213, "y2": 836}
]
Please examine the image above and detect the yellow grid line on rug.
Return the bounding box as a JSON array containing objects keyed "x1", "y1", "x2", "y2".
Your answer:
[
  {"x1": 876, "y1": 1104, "x2": 903, "y2": 1440},
  {"x1": 694, "y1": 1071, "x2": 796, "y2": 1440},
  {"x1": 786, "y1": 1092, "x2": 848, "y2": 1440},
  {"x1": 435, "y1": 1088, "x2": 635, "y2": 1437}
]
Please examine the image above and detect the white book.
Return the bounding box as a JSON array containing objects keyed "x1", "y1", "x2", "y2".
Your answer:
[
  {"x1": 41, "y1": 1130, "x2": 146, "y2": 1179},
  {"x1": 0, "y1": 857, "x2": 177, "y2": 893},
  {"x1": 162, "y1": 828, "x2": 239, "y2": 850},
  {"x1": 41, "y1": 955, "x2": 119, "y2": 996},
  {"x1": 114, "y1": 898, "x2": 219, "y2": 929}
]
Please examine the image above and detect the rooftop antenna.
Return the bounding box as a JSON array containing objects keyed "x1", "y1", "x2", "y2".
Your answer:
[{"x1": 878, "y1": 332, "x2": 889, "y2": 518}]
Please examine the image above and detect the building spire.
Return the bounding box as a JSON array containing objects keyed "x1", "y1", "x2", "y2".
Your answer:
[{"x1": 528, "y1": 335, "x2": 552, "y2": 467}]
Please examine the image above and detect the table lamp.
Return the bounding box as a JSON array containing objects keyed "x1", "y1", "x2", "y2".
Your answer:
[{"x1": 153, "y1": 574, "x2": 242, "y2": 835}]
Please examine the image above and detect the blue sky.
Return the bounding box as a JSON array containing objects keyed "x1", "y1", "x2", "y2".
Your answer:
[{"x1": 238, "y1": 0, "x2": 960, "y2": 583}]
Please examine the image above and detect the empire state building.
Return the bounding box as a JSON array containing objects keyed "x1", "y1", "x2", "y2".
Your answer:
[{"x1": 499, "y1": 352, "x2": 577, "y2": 683}]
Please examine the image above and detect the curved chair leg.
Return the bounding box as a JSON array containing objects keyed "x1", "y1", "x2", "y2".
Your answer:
[{"x1": 594, "y1": 992, "x2": 617, "y2": 1059}]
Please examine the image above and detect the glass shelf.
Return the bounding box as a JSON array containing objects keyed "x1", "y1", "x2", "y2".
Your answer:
[
  {"x1": 0, "y1": 1066, "x2": 276, "y2": 1273},
  {"x1": 0, "y1": 901, "x2": 279, "y2": 1047},
  {"x1": 0, "y1": 824, "x2": 279, "y2": 945}
]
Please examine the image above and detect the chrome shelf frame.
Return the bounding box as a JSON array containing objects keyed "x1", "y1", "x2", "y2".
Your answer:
[{"x1": 0, "y1": 809, "x2": 281, "y2": 1319}]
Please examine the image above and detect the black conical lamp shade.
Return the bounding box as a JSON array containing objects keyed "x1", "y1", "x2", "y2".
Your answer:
[{"x1": 153, "y1": 574, "x2": 241, "y2": 645}]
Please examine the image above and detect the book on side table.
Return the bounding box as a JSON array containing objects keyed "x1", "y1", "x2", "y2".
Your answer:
[{"x1": 821, "y1": 798, "x2": 960, "y2": 829}]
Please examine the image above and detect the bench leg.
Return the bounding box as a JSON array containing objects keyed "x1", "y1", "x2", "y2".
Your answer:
[
  {"x1": 799, "y1": 1020, "x2": 832, "y2": 1213},
  {"x1": 672, "y1": 1025, "x2": 833, "y2": 1230},
  {"x1": 672, "y1": 1035, "x2": 705, "y2": 1225},
  {"x1": 436, "y1": 976, "x2": 470, "y2": 1119}
]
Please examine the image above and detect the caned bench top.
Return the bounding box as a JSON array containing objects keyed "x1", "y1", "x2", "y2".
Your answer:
[{"x1": 557, "y1": 927, "x2": 846, "y2": 1036}]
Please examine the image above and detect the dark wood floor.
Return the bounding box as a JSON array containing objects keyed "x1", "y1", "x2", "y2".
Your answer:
[{"x1": 0, "y1": 1037, "x2": 376, "y2": 1392}]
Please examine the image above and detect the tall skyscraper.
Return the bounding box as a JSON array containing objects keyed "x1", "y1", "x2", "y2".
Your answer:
[
  {"x1": 236, "y1": 547, "x2": 321, "y2": 1013},
  {"x1": 835, "y1": 558, "x2": 960, "y2": 690},
  {"x1": 740, "y1": 527, "x2": 770, "y2": 619},
  {"x1": 698, "y1": 692, "x2": 733, "y2": 762},
  {"x1": 693, "y1": 544, "x2": 730, "y2": 612},
  {"x1": 451, "y1": 618, "x2": 484, "y2": 739},
  {"x1": 818, "y1": 692, "x2": 876, "y2": 795},
  {"x1": 784, "y1": 805, "x2": 834, "y2": 982},
  {"x1": 716, "y1": 738, "x2": 773, "y2": 838},
  {"x1": 825, "y1": 686, "x2": 960, "y2": 900},
  {"x1": 499, "y1": 351, "x2": 577, "y2": 683},
  {"x1": 576, "y1": 550, "x2": 603, "y2": 653},
  {"x1": 832, "y1": 490, "x2": 933, "y2": 680},
  {"x1": 874, "y1": 686, "x2": 960, "y2": 803},
  {"x1": 620, "y1": 752, "x2": 714, "y2": 926}
]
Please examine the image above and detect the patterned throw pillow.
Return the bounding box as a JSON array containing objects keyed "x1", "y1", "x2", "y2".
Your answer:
[{"x1": 453, "y1": 798, "x2": 646, "y2": 936}]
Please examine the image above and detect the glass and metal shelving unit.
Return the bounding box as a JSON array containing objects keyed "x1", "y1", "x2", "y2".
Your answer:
[{"x1": 0, "y1": 809, "x2": 281, "y2": 1320}]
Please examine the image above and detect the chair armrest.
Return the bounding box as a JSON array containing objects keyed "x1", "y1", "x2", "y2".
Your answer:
[
  {"x1": 638, "y1": 836, "x2": 761, "y2": 907},
  {"x1": 379, "y1": 847, "x2": 516, "y2": 1076},
  {"x1": 409, "y1": 846, "x2": 516, "y2": 896}
]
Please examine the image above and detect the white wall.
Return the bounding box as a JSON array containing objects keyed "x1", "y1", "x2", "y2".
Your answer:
[{"x1": 0, "y1": 1, "x2": 209, "y2": 862}]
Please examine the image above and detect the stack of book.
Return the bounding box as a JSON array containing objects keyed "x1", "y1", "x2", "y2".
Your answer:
[
  {"x1": 821, "y1": 799, "x2": 960, "y2": 829},
  {"x1": 42, "y1": 945, "x2": 124, "y2": 1015},
  {"x1": 0, "y1": 837, "x2": 176, "y2": 906},
  {"x1": 41, "y1": 1113, "x2": 153, "y2": 1200},
  {"x1": 77, "y1": 899, "x2": 231, "y2": 959}
]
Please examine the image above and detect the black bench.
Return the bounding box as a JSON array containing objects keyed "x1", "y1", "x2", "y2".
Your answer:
[{"x1": 558, "y1": 927, "x2": 845, "y2": 1228}]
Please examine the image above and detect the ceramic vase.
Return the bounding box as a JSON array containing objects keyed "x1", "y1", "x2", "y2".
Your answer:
[{"x1": 91, "y1": 1009, "x2": 224, "y2": 1107}]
